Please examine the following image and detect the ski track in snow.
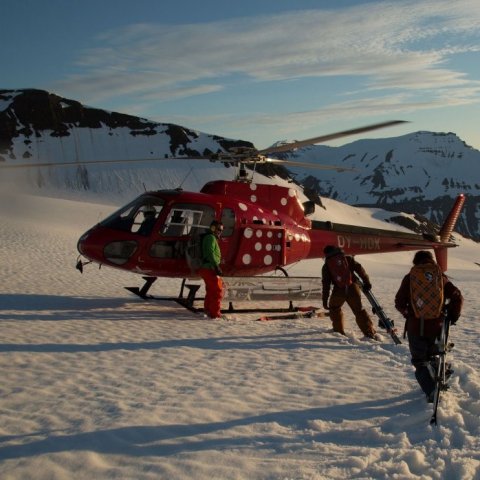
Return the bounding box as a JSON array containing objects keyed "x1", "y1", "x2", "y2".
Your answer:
[{"x1": 0, "y1": 192, "x2": 479, "y2": 479}]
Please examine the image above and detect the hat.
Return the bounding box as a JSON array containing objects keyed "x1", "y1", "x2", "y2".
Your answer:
[
  {"x1": 323, "y1": 245, "x2": 343, "y2": 256},
  {"x1": 413, "y1": 250, "x2": 434, "y2": 265},
  {"x1": 142, "y1": 205, "x2": 156, "y2": 216}
]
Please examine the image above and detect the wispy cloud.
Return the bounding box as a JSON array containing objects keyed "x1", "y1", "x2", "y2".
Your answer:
[{"x1": 53, "y1": 0, "x2": 480, "y2": 126}]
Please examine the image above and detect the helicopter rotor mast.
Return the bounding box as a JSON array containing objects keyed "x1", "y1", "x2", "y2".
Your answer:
[{"x1": 210, "y1": 120, "x2": 408, "y2": 178}]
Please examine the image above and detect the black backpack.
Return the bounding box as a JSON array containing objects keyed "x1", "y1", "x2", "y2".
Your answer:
[
  {"x1": 326, "y1": 253, "x2": 353, "y2": 288},
  {"x1": 185, "y1": 230, "x2": 209, "y2": 273}
]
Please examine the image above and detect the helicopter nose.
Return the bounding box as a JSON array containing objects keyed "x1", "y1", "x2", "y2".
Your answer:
[
  {"x1": 77, "y1": 228, "x2": 105, "y2": 263},
  {"x1": 77, "y1": 229, "x2": 94, "y2": 257}
]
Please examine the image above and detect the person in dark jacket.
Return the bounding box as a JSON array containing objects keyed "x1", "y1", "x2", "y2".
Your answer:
[
  {"x1": 322, "y1": 245, "x2": 378, "y2": 339},
  {"x1": 137, "y1": 205, "x2": 157, "y2": 235},
  {"x1": 198, "y1": 220, "x2": 224, "y2": 319},
  {"x1": 395, "y1": 250, "x2": 463, "y2": 402}
]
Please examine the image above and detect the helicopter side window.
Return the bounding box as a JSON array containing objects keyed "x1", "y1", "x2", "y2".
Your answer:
[
  {"x1": 162, "y1": 205, "x2": 214, "y2": 237},
  {"x1": 104, "y1": 241, "x2": 138, "y2": 265},
  {"x1": 149, "y1": 241, "x2": 175, "y2": 258},
  {"x1": 220, "y1": 208, "x2": 235, "y2": 237}
]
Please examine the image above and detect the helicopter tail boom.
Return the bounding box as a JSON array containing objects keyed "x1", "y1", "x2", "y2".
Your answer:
[{"x1": 309, "y1": 194, "x2": 465, "y2": 272}]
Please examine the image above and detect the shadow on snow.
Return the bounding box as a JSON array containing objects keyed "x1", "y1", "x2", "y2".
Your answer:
[{"x1": 0, "y1": 392, "x2": 426, "y2": 461}]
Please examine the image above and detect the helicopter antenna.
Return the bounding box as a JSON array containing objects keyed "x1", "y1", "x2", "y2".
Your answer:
[
  {"x1": 179, "y1": 167, "x2": 194, "y2": 189},
  {"x1": 250, "y1": 161, "x2": 259, "y2": 183},
  {"x1": 236, "y1": 162, "x2": 253, "y2": 183}
]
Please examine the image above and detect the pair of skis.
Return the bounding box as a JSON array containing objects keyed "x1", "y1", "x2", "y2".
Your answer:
[
  {"x1": 430, "y1": 314, "x2": 453, "y2": 425},
  {"x1": 256, "y1": 307, "x2": 319, "y2": 321},
  {"x1": 353, "y1": 273, "x2": 402, "y2": 345},
  {"x1": 356, "y1": 274, "x2": 454, "y2": 424}
]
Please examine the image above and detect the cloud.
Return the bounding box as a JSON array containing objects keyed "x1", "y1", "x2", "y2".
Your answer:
[
  {"x1": 53, "y1": 0, "x2": 480, "y2": 116},
  {"x1": 159, "y1": 85, "x2": 480, "y2": 145}
]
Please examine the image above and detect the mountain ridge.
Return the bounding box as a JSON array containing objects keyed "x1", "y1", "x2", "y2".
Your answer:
[{"x1": 276, "y1": 131, "x2": 480, "y2": 240}]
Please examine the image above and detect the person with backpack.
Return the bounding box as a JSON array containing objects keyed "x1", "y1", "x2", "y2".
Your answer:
[
  {"x1": 322, "y1": 245, "x2": 378, "y2": 340},
  {"x1": 198, "y1": 220, "x2": 225, "y2": 319},
  {"x1": 395, "y1": 250, "x2": 463, "y2": 402}
]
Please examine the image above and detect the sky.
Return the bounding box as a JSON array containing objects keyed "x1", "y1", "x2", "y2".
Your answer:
[{"x1": 2, "y1": 0, "x2": 480, "y2": 150}]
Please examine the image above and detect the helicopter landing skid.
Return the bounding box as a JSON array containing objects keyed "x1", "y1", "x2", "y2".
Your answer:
[
  {"x1": 126, "y1": 275, "x2": 324, "y2": 315},
  {"x1": 125, "y1": 276, "x2": 203, "y2": 312},
  {"x1": 125, "y1": 276, "x2": 158, "y2": 299}
]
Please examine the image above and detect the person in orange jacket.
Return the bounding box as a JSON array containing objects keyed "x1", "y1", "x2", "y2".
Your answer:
[{"x1": 198, "y1": 220, "x2": 224, "y2": 319}]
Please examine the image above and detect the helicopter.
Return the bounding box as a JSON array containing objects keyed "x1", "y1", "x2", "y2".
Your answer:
[{"x1": 2, "y1": 120, "x2": 466, "y2": 311}]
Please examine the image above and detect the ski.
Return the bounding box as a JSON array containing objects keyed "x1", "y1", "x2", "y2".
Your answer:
[
  {"x1": 353, "y1": 272, "x2": 402, "y2": 345},
  {"x1": 430, "y1": 314, "x2": 452, "y2": 426},
  {"x1": 256, "y1": 308, "x2": 319, "y2": 321}
]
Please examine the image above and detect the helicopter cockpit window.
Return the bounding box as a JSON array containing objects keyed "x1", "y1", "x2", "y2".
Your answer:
[
  {"x1": 162, "y1": 204, "x2": 215, "y2": 237},
  {"x1": 100, "y1": 197, "x2": 164, "y2": 235},
  {"x1": 131, "y1": 204, "x2": 163, "y2": 236}
]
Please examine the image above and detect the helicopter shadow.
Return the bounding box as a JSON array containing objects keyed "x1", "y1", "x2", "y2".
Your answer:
[
  {"x1": 0, "y1": 293, "x2": 139, "y2": 321},
  {"x1": 0, "y1": 293, "x2": 353, "y2": 355},
  {"x1": 0, "y1": 292, "x2": 345, "y2": 354},
  {"x1": 0, "y1": 326, "x2": 344, "y2": 354}
]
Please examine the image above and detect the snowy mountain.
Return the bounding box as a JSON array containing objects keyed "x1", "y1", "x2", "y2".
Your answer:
[
  {"x1": 277, "y1": 133, "x2": 480, "y2": 240},
  {"x1": 0, "y1": 89, "x2": 262, "y2": 204},
  {"x1": 1, "y1": 89, "x2": 477, "y2": 240}
]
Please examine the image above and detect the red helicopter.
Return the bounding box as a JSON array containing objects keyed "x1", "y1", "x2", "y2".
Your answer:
[
  {"x1": 2, "y1": 120, "x2": 466, "y2": 311},
  {"x1": 72, "y1": 121, "x2": 464, "y2": 308}
]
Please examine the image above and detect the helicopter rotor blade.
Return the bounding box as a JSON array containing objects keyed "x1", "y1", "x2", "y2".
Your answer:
[
  {"x1": 0, "y1": 156, "x2": 212, "y2": 169},
  {"x1": 0, "y1": 120, "x2": 407, "y2": 171},
  {"x1": 258, "y1": 120, "x2": 408, "y2": 155},
  {"x1": 0, "y1": 152, "x2": 358, "y2": 173},
  {"x1": 260, "y1": 157, "x2": 356, "y2": 172}
]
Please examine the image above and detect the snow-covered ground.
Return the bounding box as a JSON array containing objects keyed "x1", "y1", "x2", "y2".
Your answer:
[{"x1": 1, "y1": 189, "x2": 479, "y2": 480}]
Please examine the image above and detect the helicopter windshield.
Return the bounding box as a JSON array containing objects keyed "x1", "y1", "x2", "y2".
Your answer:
[{"x1": 100, "y1": 196, "x2": 164, "y2": 235}]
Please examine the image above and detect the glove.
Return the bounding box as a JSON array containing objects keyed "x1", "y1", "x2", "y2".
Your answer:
[
  {"x1": 363, "y1": 282, "x2": 372, "y2": 291},
  {"x1": 215, "y1": 266, "x2": 223, "y2": 276},
  {"x1": 447, "y1": 315, "x2": 458, "y2": 325}
]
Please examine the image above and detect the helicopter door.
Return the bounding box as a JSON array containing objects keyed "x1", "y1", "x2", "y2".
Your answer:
[{"x1": 148, "y1": 204, "x2": 215, "y2": 261}]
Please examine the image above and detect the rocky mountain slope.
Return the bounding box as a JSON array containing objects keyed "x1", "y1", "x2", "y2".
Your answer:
[
  {"x1": 274, "y1": 133, "x2": 480, "y2": 240},
  {"x1": 0, "y1": 89, "x2": 260, "y2": 201}
]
